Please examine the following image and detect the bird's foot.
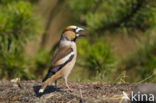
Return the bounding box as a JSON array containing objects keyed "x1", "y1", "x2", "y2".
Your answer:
[{"x1": 65, "y1": 87, "x2": 73, "y2": 92}]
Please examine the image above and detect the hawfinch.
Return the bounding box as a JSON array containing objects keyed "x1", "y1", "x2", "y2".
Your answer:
[{"x1": 39, "y1": 25, "x2": 84, "y2": 93}]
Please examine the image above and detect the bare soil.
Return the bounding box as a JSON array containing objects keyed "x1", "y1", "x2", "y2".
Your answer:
[{"x1": 0, "y1": 80, "x2": 137, "y2": 103}]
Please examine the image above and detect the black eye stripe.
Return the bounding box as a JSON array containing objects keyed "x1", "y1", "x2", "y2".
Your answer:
[
  {"x1": 69, "y1": 28, "x2": 76, "y2": 32},
  {"x1": 69, "y1": 27, "x2": 77, "y2": 32}
]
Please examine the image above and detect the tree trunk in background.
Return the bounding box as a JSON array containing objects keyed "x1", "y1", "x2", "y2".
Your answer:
[{"x1": 40, "y1": 0, "x2": 65, "y2": 48}]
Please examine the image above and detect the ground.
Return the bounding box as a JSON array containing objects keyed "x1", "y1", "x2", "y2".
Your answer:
[{"x1": 0, "y1": 80, "x2": 137, "y2": 103}]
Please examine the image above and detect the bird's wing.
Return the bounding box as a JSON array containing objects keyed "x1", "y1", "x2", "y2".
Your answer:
[
  {"x1": 42, "y1": 46, "x2": 74, "y2": 82},
  {"x1": 51, "y1": 46, "x2": 73, "y2": 66}
]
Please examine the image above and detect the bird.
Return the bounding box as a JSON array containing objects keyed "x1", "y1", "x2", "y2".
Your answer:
[{"x1": 39, "y1": 25, "x2": 85, "y2": 93}]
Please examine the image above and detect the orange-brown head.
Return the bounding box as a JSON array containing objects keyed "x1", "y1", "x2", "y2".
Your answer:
[{"x1": 61, "y1": 25, "x2": 84, "y2": 42}]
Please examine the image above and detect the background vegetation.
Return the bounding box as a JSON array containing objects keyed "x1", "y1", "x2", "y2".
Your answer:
[{"x1": 0, "y1": 0, "x2": 156, "y2": 82}]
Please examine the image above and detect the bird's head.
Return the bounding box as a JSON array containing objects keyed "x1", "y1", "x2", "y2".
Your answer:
[{"x1": 61, "y1": 25, "x2": 85, "y2": 42}]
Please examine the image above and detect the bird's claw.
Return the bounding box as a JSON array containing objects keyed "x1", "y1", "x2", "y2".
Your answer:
[{"x1": 65, "y1": 88, "x2": 73, "y2": 92}]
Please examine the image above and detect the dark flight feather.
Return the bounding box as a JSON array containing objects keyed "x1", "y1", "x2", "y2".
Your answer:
[
  {"x1": 42, "y1": 53, "x2": 74, "y2": 82},
  {"x1": 42, "y1": 45, "x2": 73, "y2": 82}
]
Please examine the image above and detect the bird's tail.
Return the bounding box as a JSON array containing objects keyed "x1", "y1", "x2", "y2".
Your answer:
[
  {"x1": 42, "y1": 73, "x2": 50, "y2": 82},
  {"x1": 39, "y1": 74, "x2": 58, "y2": 93}
]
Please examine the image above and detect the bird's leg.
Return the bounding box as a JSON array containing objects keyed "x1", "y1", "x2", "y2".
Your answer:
[
  {"x1": 54, "y1": 80, "x2": 57, "y2": 88},
  {"x1": 39, "y1": 79, "x2": 50, "y2": 93},
  {"x1": 64, "y1": 78, "x2": 72, "y2": 91}
]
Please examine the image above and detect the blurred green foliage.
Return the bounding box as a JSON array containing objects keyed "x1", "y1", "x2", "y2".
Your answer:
[
  {"x1": 68, "y1": 0, "x2": 156, "y2": 33},
  {"x1": 77, "y1": 39, "x2": 117, "y2": 81},
  {"x1": 0, "y1": 0, "x2": 41, "y2": 79},
  {"x1": 68, "y1": 0, "x2": 156, "y2": 82},
  {"x1": 27, "y1": 49, "x2": 52, "y2": 79},
  {"x1": 0, "y1": 0, "x2": 156, "y2": 83},
  {"x1": 120, "y1": 31, "x2": 156, "y2": 82}
]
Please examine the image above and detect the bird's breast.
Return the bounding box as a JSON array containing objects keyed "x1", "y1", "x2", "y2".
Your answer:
[{"x1": 61, "y1": 42, "x2": 77, "y2": 78}]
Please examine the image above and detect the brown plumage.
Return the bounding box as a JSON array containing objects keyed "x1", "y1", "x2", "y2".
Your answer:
[
  {"x1": 39, "y1": 25, "x2": 84, "y2": 93},
  {"x1": 63, "y1": 31, "x2": 76, "y2": 41},
  {"x1": 52, "y1": 46, "x2": 73, "y2": 66}
]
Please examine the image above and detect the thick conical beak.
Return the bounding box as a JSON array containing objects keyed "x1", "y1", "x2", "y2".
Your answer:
[
  {"x1": 76, "y1": 27, "x2": 86, "y2": 37},
  {"x1": 78, "y1": 33, "x2": 86, "y2": 37},
  {"x1": 76, "y1": 27, "x2": 84, "y2": 33},
  {"x1": 76, "y1": 33, "x2": 86, "y2": 38}
]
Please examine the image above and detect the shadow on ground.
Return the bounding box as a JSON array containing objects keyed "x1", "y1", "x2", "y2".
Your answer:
[
  {"x1": 33, "y1": 85, "x2": 61, "y2": 97},
  {"x1": 1, "y1": 81, "x2": 155, "y2": 103}
]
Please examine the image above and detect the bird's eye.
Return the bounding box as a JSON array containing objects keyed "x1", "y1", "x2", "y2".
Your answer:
[{"x1": 70, "y1": 28, "x2": 76, "y2": 32}]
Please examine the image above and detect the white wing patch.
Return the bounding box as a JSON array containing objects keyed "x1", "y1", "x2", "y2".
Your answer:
[{"x1": 57, "y1": 52, "x2": 74, "y2": 65}]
